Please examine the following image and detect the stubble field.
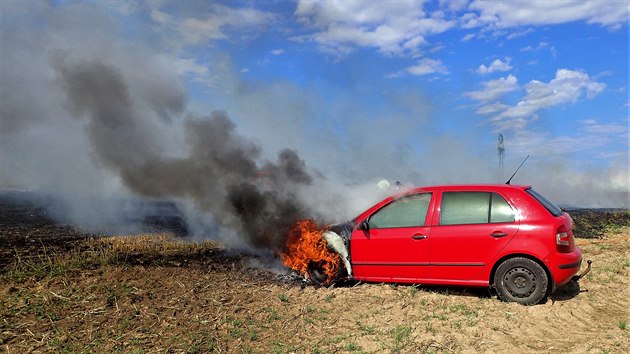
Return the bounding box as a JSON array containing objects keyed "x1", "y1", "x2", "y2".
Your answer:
[{"x1": 1, "y1": 199, "x2": 628, "y2": 353}]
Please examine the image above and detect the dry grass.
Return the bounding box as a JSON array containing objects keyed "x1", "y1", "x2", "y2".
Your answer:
[
  {"x1": 92, "y1": 233, "x2": 217, "y2": 254},
  {"x1": 3, "y1": 233, "x2": 223, "y2": 282},
  {"x1": 2, "y1": 228, "x2": 629, "y2": 353}
]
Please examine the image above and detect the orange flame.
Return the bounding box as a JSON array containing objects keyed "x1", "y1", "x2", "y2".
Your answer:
[{"x1": 281, "y1": 219, "x2": 341, "y2": 285}]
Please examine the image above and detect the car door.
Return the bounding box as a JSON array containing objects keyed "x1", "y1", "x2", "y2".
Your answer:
[
  {"x1": 351, "y1": 193, "x2": 432, "y2": 282},
  {"x1": 430, "y1": 191, "x2": 518, "y2": 283}
]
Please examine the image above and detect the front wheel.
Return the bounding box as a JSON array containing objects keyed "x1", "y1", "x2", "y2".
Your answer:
[
  {"x1": 307, "y1": 261, "x2": 329, "y2": 285},
  {"x1": 494, "y1": 257, "x2": 548, "y2": 305}
]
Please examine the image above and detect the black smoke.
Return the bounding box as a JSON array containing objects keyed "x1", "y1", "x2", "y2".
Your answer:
[{"x1": 55, "y1": 58, "x2": 314, "y2": 249}]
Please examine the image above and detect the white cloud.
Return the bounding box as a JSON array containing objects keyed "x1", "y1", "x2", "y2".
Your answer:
[
  {"x1": 181, "y1": 17, "x2": 227, "y2": 43},
  {"x1": 429, "y1": 43, "x2": 444, "y2": 53},
  {"x1": 470, "y1": 69, "x2": 606, "y2": 131},
  {"x1": 461, "y1": 33, "x2": 475, "y2": 41},
  {"x1": 439, "y1": 0, "x2": 468, "y2": 12},
  {"x1": 408, "y1": 58, "x2": 449, "y2": 75},
  {"x1": 294, "y1": 0, "x2": 455, "y2": 56},
  {"x1": 466, "y1": 0, "x2": 629, "y2": 30},
  {"x1": 520, "y1": 41, "x2": 557, "y2": 57},
  {"x1": 388, "y1": 58, "x2": 449, "y2": 78},
  {"x1": 151, "y1": 3, "x2": 276, "y2": 45},
  {"x1": 150, "y1": 9, "x2": 171, "y2": 25},
  {"x1": 270, "y1": 49, "x2": 285, "y2": 55},
  {"x1": 475, "y1": 102, "x2": 508, "y2": 115},
  {"x1": 465, "y1": 74, "x2": 519, "y2": 101},
  {"x1": 507, "y1": 28, "x2": 533, "y2": 39},
  {"x1": 581, "y1": 119, "x2": 628, "y2": 136},
  {"x1": 497, "y1": 69, "x2": 605, "y2": 121},
  {"x1": 460, "y1": 12, "x2": 483, "y2": 29},
  {"x1": 477, "y1": 57, "x2": 512, "y2": 74}
]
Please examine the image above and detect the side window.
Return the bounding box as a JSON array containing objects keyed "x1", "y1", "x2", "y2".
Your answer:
[
  {"x1": 491, "y1": 193, "x2": 515, "y2": 223},
  {"x1": 369, "y1": 193, "x2": 431, "y2": 229},
  {"x1": 440, "y1": 192, "x2": 490, "y2": 225},
  {"x1": 440, "y1": 192, "x2": 515, "y2": 225}
]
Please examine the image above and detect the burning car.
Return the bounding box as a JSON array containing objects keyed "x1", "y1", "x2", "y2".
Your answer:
[{"x1": 282, "y1": 184, "x2": 591, "y2": 305}]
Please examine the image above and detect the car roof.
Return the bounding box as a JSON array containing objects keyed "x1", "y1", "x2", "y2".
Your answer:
[{"x1": 405, "y1": 184, "x2": 531, "y2": 194}]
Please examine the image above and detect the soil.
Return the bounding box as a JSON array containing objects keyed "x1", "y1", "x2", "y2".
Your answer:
[{"x1": 1, "y1": 196, "x2": 629, "y2": 353}]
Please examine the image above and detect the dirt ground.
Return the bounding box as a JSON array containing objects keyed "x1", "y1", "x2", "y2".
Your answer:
[{"x1": 1, "y1": 198, "x2": 629, "y2": 353}]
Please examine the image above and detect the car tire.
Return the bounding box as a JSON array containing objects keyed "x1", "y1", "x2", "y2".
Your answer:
[
  {"x1": 307, "y1": 261, "x2": 330, "y2": 286},
  {"x1": 494, "y1": 257, "x2": 548, "y2": 305}
]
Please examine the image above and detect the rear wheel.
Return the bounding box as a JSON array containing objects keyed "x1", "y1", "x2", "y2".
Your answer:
[{"x1": 494, "y1": 257, "x2": 548, "y2": 305}]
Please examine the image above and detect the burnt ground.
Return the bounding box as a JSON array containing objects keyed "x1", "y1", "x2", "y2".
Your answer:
[
  {"x1": 1, "y1": 195, "x2": 629, "y2": 353},
  {"x1": 0, "y1": 194, "x2": 91, "y2": 271},
  {"x1": 0, "y1": 194, "x2": 266, "y2": 283}
]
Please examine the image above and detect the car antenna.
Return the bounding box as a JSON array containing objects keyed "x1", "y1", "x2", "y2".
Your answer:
[{"x1": 505, "y1": 155, "x2": 529, "y2": 185}]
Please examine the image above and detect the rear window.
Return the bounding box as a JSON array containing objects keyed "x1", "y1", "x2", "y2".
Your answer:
[
  {"x1": 491, "y1": 193, "x2": 515, "y2": 223},
  {"x1": 526, "y1": 189, "x2": 564, "y2": 217}
]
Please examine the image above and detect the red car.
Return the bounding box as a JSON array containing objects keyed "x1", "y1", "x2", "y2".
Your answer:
[{"x1": 325, "y1": 184, "x2": 586, "y2": 305}]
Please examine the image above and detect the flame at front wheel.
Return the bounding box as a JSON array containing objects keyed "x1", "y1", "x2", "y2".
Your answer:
[{"x1": 280, "y1": 219, "x2": 342, "y2": 285}]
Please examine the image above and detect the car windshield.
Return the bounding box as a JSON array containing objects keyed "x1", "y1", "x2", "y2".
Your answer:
[{"x1": 526, "y1": 188, "x2": 564, "y2": 217}]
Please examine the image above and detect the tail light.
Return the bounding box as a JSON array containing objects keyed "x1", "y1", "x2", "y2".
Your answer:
[{"x1": 556, "y1": 225, "x2": 574, "y2": 253}]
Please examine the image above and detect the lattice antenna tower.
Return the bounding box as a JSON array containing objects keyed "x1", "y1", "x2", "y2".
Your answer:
[{"x1": 498, "y1": 133, "x2": 505, "y2": 181}]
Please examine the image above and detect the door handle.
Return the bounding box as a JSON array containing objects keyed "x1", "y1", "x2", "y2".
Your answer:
[
  {"x1": 490, "y1": 232, "x2": 508, "y2": 238},
  {"x1": 411, "y1": 234, "x2": 427, "y2": 240}
]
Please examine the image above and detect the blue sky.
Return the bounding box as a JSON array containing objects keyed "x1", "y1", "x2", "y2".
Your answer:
[
  {"x1": 137, "y1": 1, "x2": 628, "y2": 166},
  {"x1": 1, "y1": 0, "x2": 628, "y2": 208}
]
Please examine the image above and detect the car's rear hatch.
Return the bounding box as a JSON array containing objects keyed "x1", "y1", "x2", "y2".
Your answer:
[{"x1": 526, "y1": 188, "x2": 576, "y2": 252}]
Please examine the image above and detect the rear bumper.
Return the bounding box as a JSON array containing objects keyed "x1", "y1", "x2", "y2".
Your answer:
[
  {"x1": 559, "y1": 259, "x2": 582, "y2": 269},
  {"x1": 546, "y1": 247, "x2": 582, "y2": 288}
]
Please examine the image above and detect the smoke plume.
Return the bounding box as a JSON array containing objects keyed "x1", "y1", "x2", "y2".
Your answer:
[{"x1": 51, "y1": 57, "x2": 316, "y2": 248}]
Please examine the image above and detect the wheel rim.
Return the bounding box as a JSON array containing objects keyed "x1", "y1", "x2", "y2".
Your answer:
[{"x1": 503, "y1": 267, "x2": 537, "y2": 298}]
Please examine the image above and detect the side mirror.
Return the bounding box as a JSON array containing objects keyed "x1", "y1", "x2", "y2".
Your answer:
[{"x1": 357, "y1": 219, "x2": 370, "y2": 232}]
